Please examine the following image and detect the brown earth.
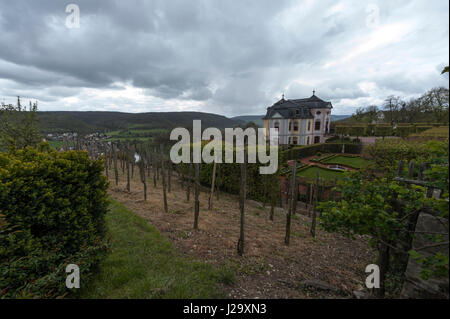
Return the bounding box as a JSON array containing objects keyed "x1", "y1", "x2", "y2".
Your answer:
[{"x1": 106, "y1": 165, "x2": 375, "y2": 298}]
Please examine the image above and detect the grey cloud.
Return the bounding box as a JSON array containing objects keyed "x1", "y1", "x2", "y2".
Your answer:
[{"x1": 0, "y1": 0, "x2": 448, "y2": 116}]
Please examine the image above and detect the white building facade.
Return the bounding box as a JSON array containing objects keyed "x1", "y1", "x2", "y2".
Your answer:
[{"x1": 263, "y1": 93, "x2": 332, "y2": 146}]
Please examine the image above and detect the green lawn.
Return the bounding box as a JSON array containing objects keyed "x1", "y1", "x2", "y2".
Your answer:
[
  {"x1": 322, "y1": 155, "x2": 371, "y2": 169},
  {"x1": 47, "y1": 140, "x2": 64, "y2": 149},
  {"x1": 297, "y1": 166, "x2": 345, "y2": 181},
  {"x1": 76, "y1": 199, "x2": 232, "y2": 298}
]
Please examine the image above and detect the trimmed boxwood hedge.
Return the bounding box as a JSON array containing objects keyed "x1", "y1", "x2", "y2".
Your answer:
[
  {"x1": 0, "y1": 144, "x2": 109, "y2": 298},
  {"x1": 283, "y1": 143, "x2": 362, "y2": 160}
]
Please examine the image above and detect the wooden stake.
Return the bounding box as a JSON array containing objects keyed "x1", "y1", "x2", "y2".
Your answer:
[
  {"x1": 285, "y1": 161, "x2": 297, "y2": 245},
  {"x1": 160, "y1": 146, "x2": 168, "y2": 213},
  {"x1": 193, "y1": 163, "x2": 200, "y2": 229},
  {"x1": 237, "y1": 156, "x2": 246, "y2": 256},
  {"x1": 208, "y1": 161, "x2": 217, "y2": 210}
]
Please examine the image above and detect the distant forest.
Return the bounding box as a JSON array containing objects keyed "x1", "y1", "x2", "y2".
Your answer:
[{"x1": 36, "y1": 111, "x2": 244, "y2": 135}]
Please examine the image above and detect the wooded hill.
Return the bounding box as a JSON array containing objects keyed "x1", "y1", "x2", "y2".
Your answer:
[{"x1": 37, "y1": 111, "x2": 244, "y2": 134}]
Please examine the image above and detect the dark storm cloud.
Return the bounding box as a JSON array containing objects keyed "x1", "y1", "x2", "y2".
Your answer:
[{"x1": 0, "y1": 0, "x2": 448, "y2": 115}]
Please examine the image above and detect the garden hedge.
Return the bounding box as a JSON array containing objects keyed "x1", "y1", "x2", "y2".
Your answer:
[
  {"x1": 283, "y1": 143, "x2": 362, "y2": 160},
  {"x1": 0, "y1": 145, "x2": 109, "y2": 298}
]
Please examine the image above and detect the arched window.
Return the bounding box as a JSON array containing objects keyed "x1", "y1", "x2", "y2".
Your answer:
[
  {"x1": 315, "y1": 121, "x2": 321, "y2": 131},
  {"x1": 294, "y1": 121, "x2": 298, "y2": 131}
]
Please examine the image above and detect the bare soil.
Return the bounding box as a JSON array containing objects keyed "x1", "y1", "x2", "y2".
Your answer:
[{"x1": 106, "y1": 165, "x2": 375, "y2": 298}]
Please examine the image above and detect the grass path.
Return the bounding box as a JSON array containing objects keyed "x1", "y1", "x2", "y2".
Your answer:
[{"x1": 76, "y1": 199, "x2": 230, "y2": 299}]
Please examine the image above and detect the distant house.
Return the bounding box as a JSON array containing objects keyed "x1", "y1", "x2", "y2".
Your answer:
[{"x1": 262, "y1": 92, "x2": 333, "y2": 145}]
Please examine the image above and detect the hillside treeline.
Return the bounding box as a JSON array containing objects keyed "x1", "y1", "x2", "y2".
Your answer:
[{"x1": 343, "y1": 87, "x2": 449, "y2": 124}]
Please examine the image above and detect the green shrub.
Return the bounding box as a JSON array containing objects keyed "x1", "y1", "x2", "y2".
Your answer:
[
  {"x1": 363, "y1": 139, "x2": 434, "y2": 175},
  {"x1": 0, "y1": 145, "x2": 109, "y2": 298}
]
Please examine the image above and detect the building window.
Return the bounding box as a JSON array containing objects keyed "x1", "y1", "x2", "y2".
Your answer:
[
  {"x1": 314, "y1": 136, "x2": 321, "y2": 144},
  {"x1": 296, "y1": 110, "x2": 300, "y2": 115},
  {"x1": 307, "y1": 121, "x2": 311, "y2": 131},
  {"x1": 306, "y1": 136, "x2": 310, "y2": 145},
  {"x1": 293, "y1": 137, "x2": 298, "y2": 145},
  {"x1": 294, "y1": 121, "x2": 298, "y2": 131},
  {"x1": 316, "y1": 111, "x2": 321, "y2": 115},
  {"x1": 288, "y1": 121, "x2": 292, "y2": 131},
  {"x1": 274, "y1": 121, "x2": 279, "y2": 130},
  {"x1": 325, "y1": 120, "x2": 329, "y2": 133},
  {"x1": 315, "y1": 121, "x2": 321, "y2": 131},
  {"x1": 288, "y1": 137, "x2": 291, "y2": 144}
]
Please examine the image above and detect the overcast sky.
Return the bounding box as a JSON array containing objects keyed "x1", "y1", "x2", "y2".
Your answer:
[{"x1": 0, "y1": 0, "x2": 448, "y2": 116}]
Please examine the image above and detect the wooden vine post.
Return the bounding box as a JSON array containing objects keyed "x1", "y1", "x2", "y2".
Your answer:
[
  {"x1": 208, "y1": 161, "x2": 217, "y2": 210},
  {"x1": 237, "y1": 153, "x2": 246, "y2": 256},
  {"x1": 186, "y1": 163, "x2": 193, "y2": 201},
  {"x1": 152, "y1": 150, "x2": 157, "y2": 188},
  {"x1": 215, "y1": 163, "x2": 220, "y2": 200},
  {"x1": 104, "y1": 143, "x2": 109, "y2": 178},
  {"x1": 285, "y1": 161, "x2": 297, "y2": 245},
  {"x1": 160, "y1": 146, "x2": 168, "y2": 213},
  {"x1": 168, "y1": 161, "x2": 172, "y2": 193},
  {"x1": 126, "y1": 143, "x2": 131, "y2": 193},
  {"x1": 139, "y1": 154, "x2": 147, "y2": 201},
  {"x1": 113, "y1": 143, "x2": 119, "y2": 186},
  {"x1": 310, "y1": 171, "x2": 320, "y2": 238},
  {"x1": 193, "y1": 163, "x2": 200, "y2": 229}
]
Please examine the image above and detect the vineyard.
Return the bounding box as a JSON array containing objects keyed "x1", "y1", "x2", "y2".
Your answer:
[
  {"x1": 1, "y1": 101, "x2": 448, "y2": 299},
  {"x1": 100, "y1": 153, "x2": 374, "y2": 298}
]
